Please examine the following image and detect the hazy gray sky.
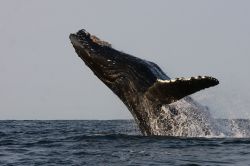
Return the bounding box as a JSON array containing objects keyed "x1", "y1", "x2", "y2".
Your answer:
[{"x1": 0, "y1": 0, "x2": 250, "y2": 119}]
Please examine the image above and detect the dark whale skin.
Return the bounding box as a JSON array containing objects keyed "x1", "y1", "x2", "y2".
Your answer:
[{"x1": 69, "y1": 29, "x2": 219, "y2": 136}]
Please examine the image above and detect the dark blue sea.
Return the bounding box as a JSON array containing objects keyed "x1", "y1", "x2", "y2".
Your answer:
[{"x1": 0, "y1": 120, "x2": 250, "y2": 166}]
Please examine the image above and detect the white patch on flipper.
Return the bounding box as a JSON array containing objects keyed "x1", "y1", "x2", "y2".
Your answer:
[
  {"x1": 157, "y1": 76, "x2": 211, "y2": 83},
  {"x1": 184, "y1": 78, "x2": 191, "y2": 81},
  {"x1": 157, "y1": 79, "x2": 170, "y2": 83}
]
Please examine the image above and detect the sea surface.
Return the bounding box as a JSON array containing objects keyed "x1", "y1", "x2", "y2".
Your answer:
[{"x1": 0, "y1": 120, "x2": 250, "y2": 166}]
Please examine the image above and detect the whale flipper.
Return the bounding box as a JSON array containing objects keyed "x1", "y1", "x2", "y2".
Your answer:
[{"x1": 145, "y1": 76, "x2": 219, "y2": 104}]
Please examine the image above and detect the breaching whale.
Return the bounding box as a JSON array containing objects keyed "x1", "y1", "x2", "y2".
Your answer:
[{"x1": 69, "y1": 29, "x2": 219, "y2": 136}]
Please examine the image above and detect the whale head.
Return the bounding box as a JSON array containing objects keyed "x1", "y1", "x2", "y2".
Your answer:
[
  {"x1": 69, "y1": 29, "x2": 167, "y2": 99},
  {"x1": 69, "y1": 29, "x2": 114, "y2": 78}
]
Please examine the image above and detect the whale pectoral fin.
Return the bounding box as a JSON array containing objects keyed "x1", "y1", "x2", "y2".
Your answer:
[{"x1": 145, "y1": 76, "x2": 219, "y2": 104}]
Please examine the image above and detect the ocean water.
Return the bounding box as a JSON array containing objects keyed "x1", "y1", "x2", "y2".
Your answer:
[{"x1": 0, "y1": 120, "x2": 250, "y2": 166}]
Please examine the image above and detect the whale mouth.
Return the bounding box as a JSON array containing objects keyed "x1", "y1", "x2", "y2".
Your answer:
[
  {"x1": 69, "y1": 29, "x2": 91, "y2": 50},
  {"x1": 69, "y1": 29, "x2": 111, "y2": 50}
]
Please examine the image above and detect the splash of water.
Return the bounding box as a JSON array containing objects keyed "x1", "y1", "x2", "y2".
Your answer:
[
  {"x1": 146, "y1": 97, "x2": 250, "y2": 138},
  {"x1": 212, "y1": 119, "x2": 250, "y2": 138}
]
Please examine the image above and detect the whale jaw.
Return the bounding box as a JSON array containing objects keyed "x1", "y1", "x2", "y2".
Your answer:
[{"x1": 69, "y1": 29, "x2": 219, "y2": 136}]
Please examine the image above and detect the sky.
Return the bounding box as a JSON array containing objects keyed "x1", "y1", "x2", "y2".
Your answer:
[{"x1": 0, "y1": 0, "x2": 250, "y2": 120}]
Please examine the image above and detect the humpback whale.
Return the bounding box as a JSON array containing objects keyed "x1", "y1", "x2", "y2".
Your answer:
[{"x1": 69, "y1": 29, "x2": 219, "y2": 136}]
